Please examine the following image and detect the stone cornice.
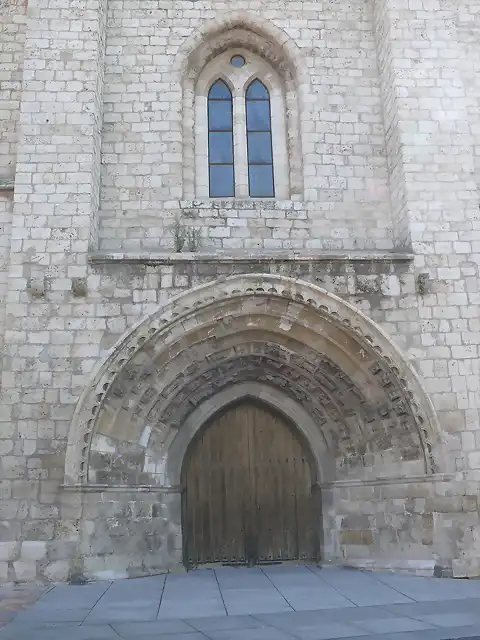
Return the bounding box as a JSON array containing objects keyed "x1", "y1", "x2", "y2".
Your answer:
[
  {"x1": 62, "y1": 484, "x2": 182, "y2": 493},
  {"x1": 89, "y1": 250, "x2": 414, "y2": 265},
  {"x1": 61, "y1": 473, "x2": 454, "y2": 493},
  {"x1": 318, "y1": 473, "x2": 454, "y2": 489}
]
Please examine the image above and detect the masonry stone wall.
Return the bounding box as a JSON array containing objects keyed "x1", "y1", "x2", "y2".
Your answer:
[
  {"x1": 0, "y1": 0, "x2": 27, "y2": 355},
  {"x1": 0, "y1": 0, "x2": 480, "y2": 583},
  {"x1": 98, "y1": 0, "x2": 394, "y2": 252}
]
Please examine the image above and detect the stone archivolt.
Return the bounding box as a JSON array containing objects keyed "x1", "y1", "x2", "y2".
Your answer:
[{"x1": 65, "y1": 275, "x2": 443, "y2": 489}]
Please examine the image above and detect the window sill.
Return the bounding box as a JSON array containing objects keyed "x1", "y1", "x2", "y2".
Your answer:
[{"x1": 180, "y1": 199, "x2": 306, "y2": 211}]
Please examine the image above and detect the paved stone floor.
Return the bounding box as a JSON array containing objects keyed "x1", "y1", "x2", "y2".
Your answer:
[{"x1": 1, "y1": 565, "x2": 480, "y2": 640}]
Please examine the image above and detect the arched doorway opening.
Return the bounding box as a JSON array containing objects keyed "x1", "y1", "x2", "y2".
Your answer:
[
  {"x1": 181, "y1": 398, "x2": 320, "y2": 568},
  {"x1": 64, "y1": 274, "x2": 447, "y2": 581}
]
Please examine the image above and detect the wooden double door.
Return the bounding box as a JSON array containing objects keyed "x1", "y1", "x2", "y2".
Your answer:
[{"x1": 182, "y1": 400, "x2": 319, "y2": 567}]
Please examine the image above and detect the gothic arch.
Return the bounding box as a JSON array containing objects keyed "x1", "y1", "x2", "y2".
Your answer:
[
  {"x1": 175, "y1": 11, "x2": 307, "y2": 198},
  {"x1": 64, "y1": 274, "x2": 446, "y2": 488},
  {"x1": 173, "y1": 11, "x2": 309, "y2": 88},
  {"x1": 169, "y1": 381, "x2": 332, "y2": 487}
]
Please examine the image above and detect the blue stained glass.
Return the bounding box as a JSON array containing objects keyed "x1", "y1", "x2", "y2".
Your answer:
[
  {"x1": 209, "y1": 165, "x2": 234, "y2": 197},
  {"x1": 231, "y1": 55, "x2": 245, "y2": 67},
  {"x1": 208, "y1": 101, "x2": 233, "y2": 130},
  {"x1": 246, "y1": 100, "x2": 271, "y2": 131},
  {"x1": 246, "y1": 79, "x2": 269, "y2": 100},
  {"x1": 249, "y1": 165, "x2": 274, "y2": 198},
  {"x1": 209, "y1": 132, "x2": 233, "y2": 164},
  {"x1": 245, "y1": 79, "x2": 274, "y2": 197},
  {"x1": 208, "y1": 79, "x2": 234, "y2": 197},
  {"x1": 247, "y1": 132, "x2": 273, "y2": 164},
  {"x1": 209, "y1": 79, "x2": 232, "y2": 100}
]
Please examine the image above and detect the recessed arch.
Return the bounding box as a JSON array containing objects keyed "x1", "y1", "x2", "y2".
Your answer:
[
  {"x1": 176, "y1": 12, "x2": 307, "y2": 199},
  {"x1": 63, "y1": 274, "x2": 455, "y2": 579},
  {"x1": 65, "y1": 274, "x2": 447, "y2": 488},
  {"x1": 195, "y1": 49, "x2": 289, "y2": 199},
  {"x1": 173, "y1": 11, "x2": 309, "y2": 88}
]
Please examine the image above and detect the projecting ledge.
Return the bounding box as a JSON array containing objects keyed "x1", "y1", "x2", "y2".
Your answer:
[
  {"x1": 89, "y1": 250, "x2": 414, "y2": 266},
  {"x1": 61, "y1": 484, "x2": 182, "y2": 493}
]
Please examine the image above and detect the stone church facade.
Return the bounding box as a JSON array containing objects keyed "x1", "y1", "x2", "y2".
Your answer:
[{"x1": 0, "y1": 0, "x2": 480, "y2": 583}]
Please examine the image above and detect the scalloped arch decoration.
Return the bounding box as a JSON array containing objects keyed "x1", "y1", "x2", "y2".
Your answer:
[
  {"x1": 64, "y1": 274, "x2": 444, "y2": 485},
  {"x1": 173, "y1": 10, "x2": 309, "y2": 88}
]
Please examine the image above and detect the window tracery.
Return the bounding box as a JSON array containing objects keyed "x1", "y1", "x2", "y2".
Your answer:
[{"x1": 195, "y1": 50, "x2": 289, "y2": 199}]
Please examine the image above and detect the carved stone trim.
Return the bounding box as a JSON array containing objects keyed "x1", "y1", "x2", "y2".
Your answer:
[
  {"x1": 89, "y1": 251, "x2": 414, "y2": 265},
  {"x1": 65, "y1": 274, "x2": 444, "y2": 485},
  {"x1": 61, "y1": 484, "x2": 182, "y2": 493},
  {"x1": 318, "y1": 473, "x2": 454, "y2": 489}
]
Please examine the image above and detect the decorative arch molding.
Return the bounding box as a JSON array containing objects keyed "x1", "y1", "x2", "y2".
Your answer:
[
  {"x1": 175, "y1": 11, "x2": 307, "y2": 198},
  {"x1": 173, "y1": 11, "x2": 310, "y2": 88},
  {"x1": 65, "y1": 275, "x2": 447, "y2": 488}
]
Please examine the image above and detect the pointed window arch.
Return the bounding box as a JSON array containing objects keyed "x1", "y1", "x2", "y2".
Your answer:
[
  {"x1": 194, "y1": 51, "x2": 291, "y2": 200},
  {"x1": 245, "y1": 79, "x2": 274, "y2": 198},
  {"x1": 208, "y1": 79, "x2": 234, "y2": 197}
]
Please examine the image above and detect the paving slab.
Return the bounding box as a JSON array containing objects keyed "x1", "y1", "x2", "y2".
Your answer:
[
  {"x1": 315, "y1": 569, "x2": 415, "y2": 607},
  {"x1": 413, "y1": 612, "x2": 480, "y2": 628},
  {"x1": 98, "y1": 575, "x2": 165, "y2": 603},
  {"x1": 222, "y1": 587, "x2": 292, "y2": 616},
  {"x1": 281, "y1": 621, "x2": 365, "y2": 639},
  {"x1": 158, "y1": 598, "x2": 226, "y2": 620},
  {"x1": 203, "y1": 627, "x2": 297, "y2": 640},
  {"x1": 112, "y1": 620, "x2": 196, "y2": 636},
  {"x1": 351, "y1": 616, "x2": 435, "y2": 634},
  {"x1": 85, "y1": 603, "x2": 161, "y2": 624},
  {"x1": 0, "y1": 585, "x2": 48, "y2": 629},
  {"x1": 383, "y1": 598, "x2": 480, "y2": 617},
  {"x1": 371, "y1": 572, "x2": 480, "y2": 602},
  {"x1": 353, "y1": 632, "x2": 480, "y2": 640},
  {"x1": 273, "y1": 585, "x2": 356, "y2": 611},
  {"x1": 37, "y1": 582, "x2": 111, "y2": 608},
  {"x1": 10, "y1": 605, "x2": 92, "y2": 624},
  {"x1": 186, "y1": 614, "x2": 266, "y2": 631},
  {"x1": 256, "y1": 607, "x2": 398, "y2": 629},
  {"x1": 0, "y1": 623, "x2": 121, "y2": 640},
  {"x1": 158, "y1": 569, "x2": 225, "y2": 619},
  {"x1": 2, "y1": 565, "x2": 480, "y2": 639},
  {"x1": 120, "y1": 634, "x2": 207, "y2": 640}
]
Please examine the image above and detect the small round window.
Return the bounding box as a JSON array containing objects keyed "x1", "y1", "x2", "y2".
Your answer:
[{"x1": 230, "y1": 55, "x2": 246, "y2": 68}]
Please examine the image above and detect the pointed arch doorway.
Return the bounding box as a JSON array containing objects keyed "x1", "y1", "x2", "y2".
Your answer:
[{"x1": 181, "y1": 398, "x2": 320, "y2": 568}]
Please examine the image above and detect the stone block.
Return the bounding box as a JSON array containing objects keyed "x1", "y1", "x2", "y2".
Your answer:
[
  {"x1": 0, "y1": 563, "x2": 8, "y2": 583},
  {"x1": 43, "y1": 560, "x2": 71, "y2": 582},
  {"x1": 339, "y1": 530, "x2": 374, "y2": 546},
  {"x1": 20, "y1": 541, "x2": 48, "y2": 561},
  {"x1": 0, "y1": 541, "x2": 20, "y2": 561},
  {"x1": 13, "y1": 560, "x2": 37, "y2": 582}
]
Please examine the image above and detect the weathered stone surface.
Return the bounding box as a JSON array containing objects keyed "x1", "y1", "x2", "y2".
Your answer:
[
  {"x1": 20, "y1": 542, "x2": 47, "y2": 562},
  {"x1": 0, "y1": 0, "x2": 479, "y2": 584},
  {"x1": 339, "y1": 531, "x2": 374, "y2": 546},
  {"x1": 12, "y1": 562, "x2": 37, "y2": 583},
  {"x1": 0, "y1": 543, "x2": 19, "y2": 562}
]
